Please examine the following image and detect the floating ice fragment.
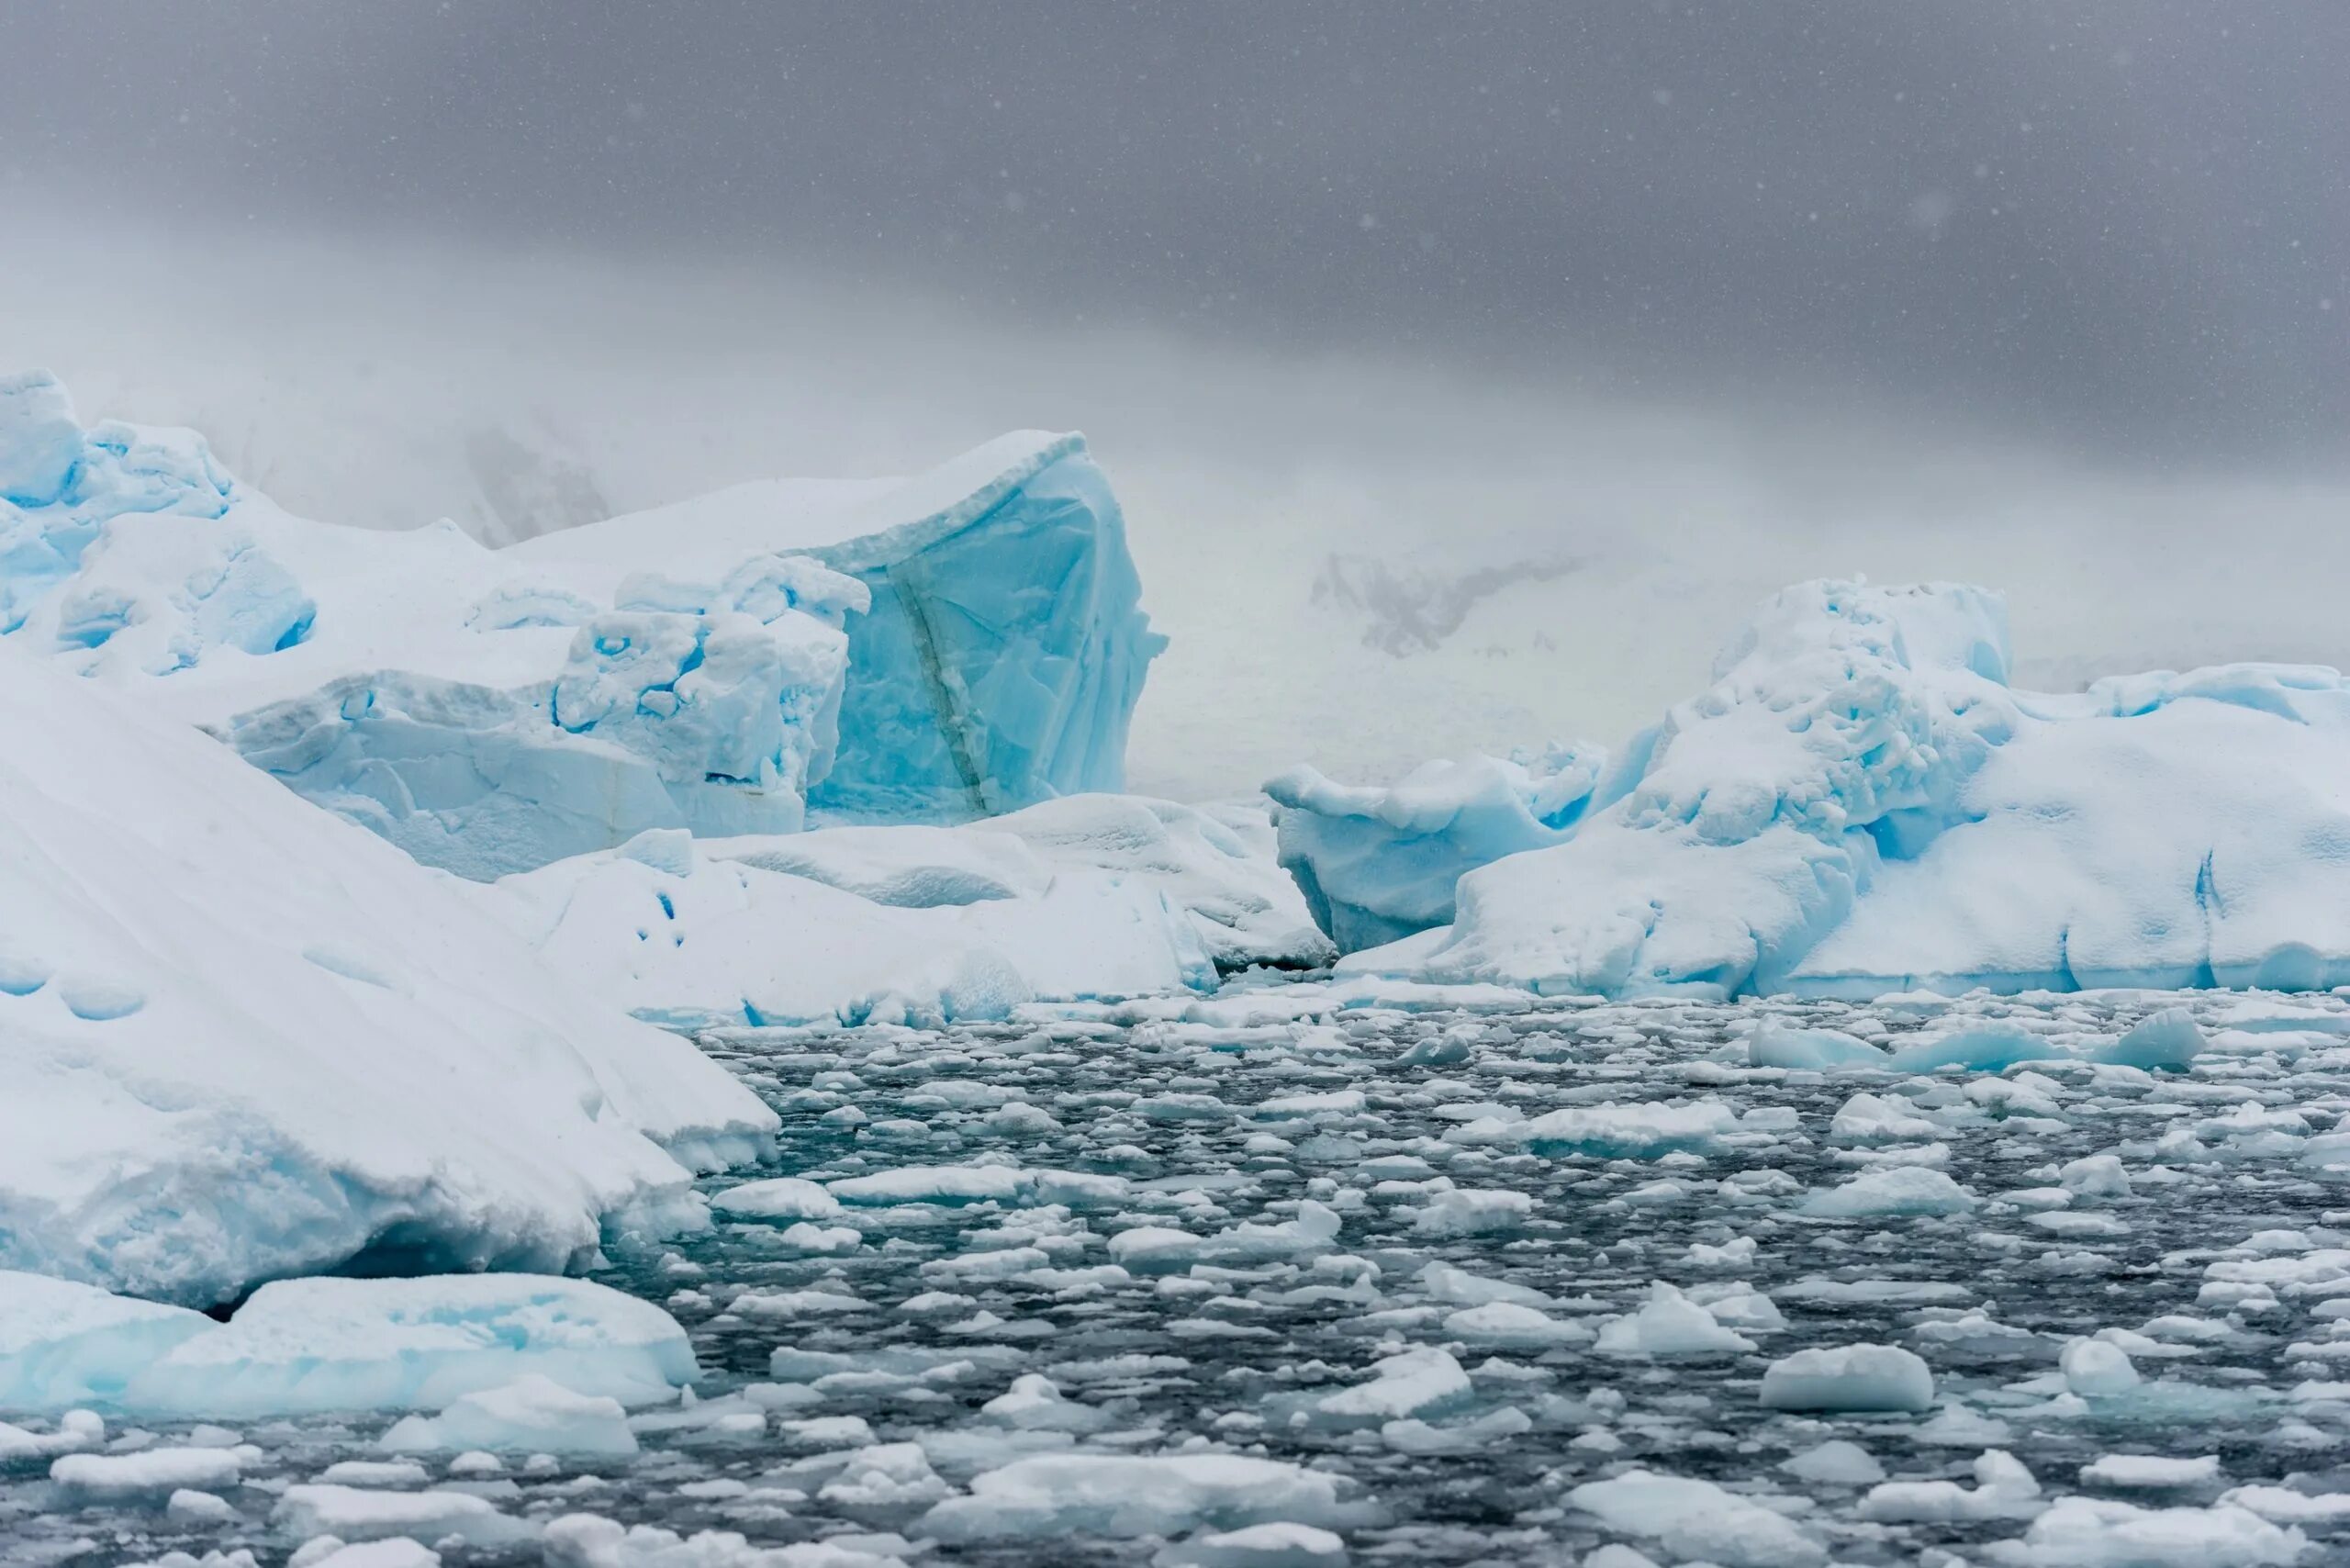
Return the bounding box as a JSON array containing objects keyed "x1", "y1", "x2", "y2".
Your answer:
[
  {"x1": 2080, "y1": 1453, "x2": 2222, "y2": 1489},
  {"x1": 2061, "y1": 1338, "x2": 2143, "y2": 1398},
  {"x1": 1779, "y1": 1439, "x2": 1885, "y2": 1486},
  {"x1": 1998, "y1": 1496, "x2": 2304, "y2": 1567},
  {"x1": 1860, "y1": 1448, "x2": 2041, "y2": 1522},
  {"x1": 380, "y1": 1373, "x2": 637, "y2": 1457},
  {"x1": 272, "y1": 1484, "x2": 529, "y2": 1546},
  {"x1": 1314, "y1": 1347, "x2": 1472, "y2": 1424},
  {"x1": 1747, "y1": 1018, "x2": 1887, "y2": 1070},
  {"x1": 1153, "y1": 1520, "x2": 1349, "y2": 1568},
  {"x1": 124, "y1": 1276, "x2": 696, "y2": 1417},
  {"x1": 1761, "y1": 1343, "x2": 1934, "y2": 1412},
  {"x1": 50, "y1": 1445, "x2": 243, "y2": 1496},
  {"x1": 1567, "y1": 1468, "x2": 1825, "y2": 1568},
  {"x1": 1595, "y1": 1282, "x2": 1756, "y2": 1356},
  {"x1": 920, "y1": 1451, "x2": 1382, "y2": 1540},
  {"x1": 1800, "y1": 1165, "x2": 1978, "y2": 1219}
]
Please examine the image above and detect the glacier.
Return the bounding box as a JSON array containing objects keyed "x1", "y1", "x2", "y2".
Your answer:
[
  {"x1": 0, "y1": 638, "x2": 775, "y2": 1307},
  {"x1": 0, "y1": 374, "x2": 1162, "y2": 878},
  {"x1": 1326, "y1": 578, "x2": 2350, "y2": 999}
]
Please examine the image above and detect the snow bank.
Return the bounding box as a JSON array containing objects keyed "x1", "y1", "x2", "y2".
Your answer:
[
  {"x1": 3, "y1": 375, "x2": 1162, "y2": 875},
  {"x1": 476, "y1": 828, "x2": 1216, "y2": 1029},
  {"x1": 1330, "y1": 579, "x2": 2350, "y2": 999},
  {"x1": 0, "y1": 643, "x2": 772, "y2": 1306},
  {"x1": 704, "y1": 793, "x2": 1328, "y2": 972}
]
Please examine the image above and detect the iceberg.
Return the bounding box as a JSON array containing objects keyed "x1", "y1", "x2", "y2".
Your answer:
[
  {"x1": 0, "y1": 640, "x2": 774, "y2": 1307},
  {"x1": 1265, "y1": 744, "x2": 1605, "y2": 951},
  {"x1": 0, "y1": 1271, "x2": 697, "y2": 1417},
  {"x1": 505, "y1": 429, "x2": 1166, "y2": 823},
  {"x1": 474, "y1": 827, "x2": 1220, "y2": 1029},
  {"x1": 1332, "y1": 578, "x2": 2350, "y2": 999},
  {"x1": 2, "y1": 375, "x2": 1162, "y2": 877},
  {"x1": 704, "y1": 793, "x2": 1330, "y2": 971}
]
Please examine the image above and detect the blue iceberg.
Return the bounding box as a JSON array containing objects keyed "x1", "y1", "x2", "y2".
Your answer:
[
  {"x1": 1326, "y1": 578, "x2": 2350, "y2": 1000},
  {"x1": 2, "y1": 375, "x2": 1165, "y2": 875}
]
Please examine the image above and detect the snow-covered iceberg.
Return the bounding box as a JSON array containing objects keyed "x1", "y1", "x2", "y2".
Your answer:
[
  {"x1": 1, "y1": 374, "x2": 1161, "y2": 877},
  {"x1": 0, "y1": 640, "x2": 775, "y2": 1307},
  {"x1": 1334, "y1": 579, "x2": 2350, "y2": 999},
  {"x1": 468, "y1": 794, "x2": 1330, "y2": 1029},
  {"x1": 504, "y1": 429, "x2": 1165, "y2": 823},
  {"x1": 1265, "y1": 744, "x2": 1605, "y2": 951}
]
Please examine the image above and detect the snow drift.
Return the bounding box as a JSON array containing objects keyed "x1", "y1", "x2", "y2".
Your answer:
[
  {"x1": 0, "y1": 373, "x2": 1162, "y2": 877},
  {"x1": 0, "y1": 639, "x2": 776, "y2": 1307},
  {"x1": 1330, "y1": 578, "x2": 2350, "y2": 999}
]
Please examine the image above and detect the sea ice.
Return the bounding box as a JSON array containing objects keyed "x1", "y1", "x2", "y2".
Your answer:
[
  {"x1": 1567, "y1": 1469, "x2": 1825, "y2": 1567},
  {"x1": 1759, "y1": 1343, "x2": 1935, "y2": 1412}
]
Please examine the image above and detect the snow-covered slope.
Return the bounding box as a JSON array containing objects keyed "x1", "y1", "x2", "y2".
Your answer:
[
  {"x1": 1, "y1": 374, "x2": 1161, "y2": 875},
  {"x1": 1336, "y1": 580, "x2": 2350, "y2": 1000},
  {"x1": 0, "y1": 639, "x2": 776, "y2": 1307}
]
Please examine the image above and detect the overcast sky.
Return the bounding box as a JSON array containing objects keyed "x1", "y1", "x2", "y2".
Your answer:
[{"x1": 6, "y1": 1, "x2": 2344, "y2": 468}]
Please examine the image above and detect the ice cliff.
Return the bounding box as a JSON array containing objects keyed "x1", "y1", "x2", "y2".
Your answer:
[
  {"x1": 0, "y1": 374, "x2": 1162, "y2": 876},
  {"x1": 0, "y1": 639, "x2": 777, "y2": 1308},
  {"x1": 1321, "y1": 579, "x2": 2350, "y2": 999}
]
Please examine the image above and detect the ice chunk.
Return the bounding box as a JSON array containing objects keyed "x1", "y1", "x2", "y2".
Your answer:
[
  {"x1": 1760, "y1": 1343, "x2": 1934, "y2": 1412},
  {"x1": 1999, "y1": 1497, "x2": 2304, "y2": 1567},
  {"x1": 272, "y1": 1484, "x2": 529, "y2": 1547},
  {"x1": 1595, "y1": 1283, "x2": 1756, "y2": 1356},
  {"x1": 2092, "y1": 1007, "x2": 2209, "y2": 1070},
  {"x1": 50, "y1": 1446, "x2": 243, "y2": 1496},
  {"x1": 2080, "y1": 1453, "x2": 2222, "y2": 1489},
  {"x1": 1860, "y1": 1449, "x2": 2042, "y2": 1522},
  {"x1": 920, "y1": 1451, "x2": 1380, "y2": 1540},
  {"x1": 0, "y1": 1271, "x2": 213, "y2": 1410},
  {"x1": 542, "y1": 1513, "x2": 901, "y2": 1567},
  {"x1": 300, "y1": 1545, "x2": 441, "y2": 1568},
  {"x1": 1747, "y1": 1018, "x2": 1887, "y2": 1070},
  {"x1": 1314, "y1": 1347, "x2": 1471, "y2": 1423},
  {"x1": 710, "y1": 1178, "x2": 845, "y2": 1223},
  {"x1": 1265, "y1": 744, "x2": 1604, "y2": 951},
  {"x1": 1567, "y1": 1469, "x2": 1825, "y2": 1567},
  {"x1": 1779, "y1": 1439, "x2": 1886, "y2": 1486},
  {"x1": 1155, "y1": 1522, "x2": 1349, "y2": 1568},
  {"x1": 1408, "y1": 1188, "x2": 1534, "y2": 1237},
  {"x1": 123, "y1": 1276, "x2": 695, "y2": 1417},
  {"x1": 380, "y1": 1374, "x2": 636, "y2": 1456},
  {"x1": 1512, "y1": 1098, "x2": 1740, "y2": 1159},
  {"x1": 2061, "y1": 1338, "x2": 2143, "y2": 1398},
  {"x1": 1801, "y1": 1166, "x2": 1978, "y2": 1219}
]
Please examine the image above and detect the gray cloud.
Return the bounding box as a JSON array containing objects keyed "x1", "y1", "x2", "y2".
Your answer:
[{"x1": 6, "y1": 1, "x2": 2344, "y2": 465}]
